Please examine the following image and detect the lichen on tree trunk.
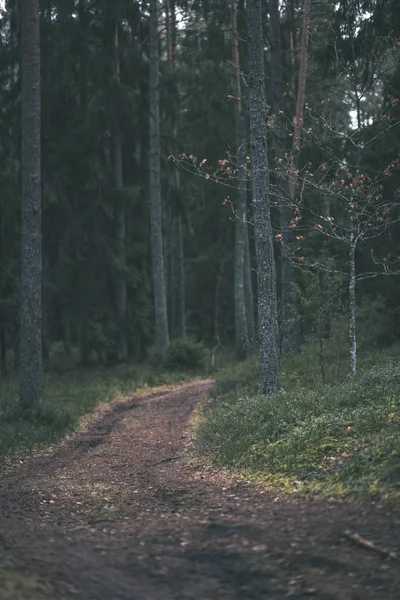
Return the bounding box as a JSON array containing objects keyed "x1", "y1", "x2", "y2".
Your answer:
[
  {"x1": 247, "y1": 0, "x2": 281, "y2": 394},
  {"x1": 349, "y1": 232, "x2": 357, "y2": 377}
]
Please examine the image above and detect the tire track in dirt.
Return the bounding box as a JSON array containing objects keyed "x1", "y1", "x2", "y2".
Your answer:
[{"x1": 0, "y1": 380, "x2": 399, "y2": 599}]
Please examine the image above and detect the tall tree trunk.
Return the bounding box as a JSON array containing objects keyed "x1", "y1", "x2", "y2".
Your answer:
[
  {"x1": 149, "y1": 0, "x2": 169, "y2": 352},
  {"x1": 0, "y1": 197, "x2": 5, "y2": 376},
  {"x1": 78, "y1": 0, "x2": 88, "y2": 108},
  {"x1": 112, "y1": 20, "x2": 128, "y2": 361},
  {"x1": 247, "y1": 0, "x2": 281, "y2": 394},
  {"x1": 349, "y1": 223, "x2": 357, "y2": 376},
  {"x1": 166, "y1": 0, "x2": 186, "y2": 339},
  {"x1": 288, "y1": 0, "x2": 311, "y2": 202},
  {"x1": 232, "y1": 0, "x2": 249, "y2": 359},
  {"x1": 244, "y1": 222, "x2": 255, "y2": 342},
  {"x1": 165, "y1": 0, "x2": 173, "y2": 61},
  {"x1": 269, "y1": 0, "x2": 299, "y2": 355},
  {"x1": 176, "y1": 214, "x2": 186, "y2": 338},
  {"x1": 166, "y1": 204, "x2": 177, "y2": 340},
  {"x1": 167, "y1": 214, "x2": 185, "y2": 340},
  {"x1": 20, "y1": 0, "x2": 43, "y2": 406}
]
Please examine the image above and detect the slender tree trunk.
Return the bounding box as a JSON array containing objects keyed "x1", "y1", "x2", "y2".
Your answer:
[
  {"x1": 20, "y1": 0, "x2": 43, "y2": 406},
  {"x1": 112, "y1": 21, "x2": 128, "y2": 361},
  {"x1": 349, "y1": 228, "x2": 357, "y2": 376},
  {"x1": 176, "y1": 214, "x2": 186, "y2": 338},
  {"x1": 0, "y1": 197, "x2": 6, "y2": 377},
  {"x1": 212, "y1": 257, "x2": 225, "y2": 370},
  {"x1": 166, "y1": 207, "x2": 178, "y2": 340},
  {"x1": 269, "y1": 0, "x2": 299, "y2": 355},
  {"x1": 165, "y1": 0, "x2": 173, "y2": 61},
  {"x1": 167, "y1": 204, "x2": 186, "y2": 341},
  {"x1": 347, "y1": 108, "x2": 365, "y2": 377},
  {"x1": 232, "y1": 0, "x2": 249, "y2": 359},
  {"x1": 244, "y1": 222, "x2": 255, "y2": 342},
  {"x1": 166, "y1": 0, "x2": 186, "y2": 339},
  {"x1": 0, "y1": 198, "x2": 5, "y2": 376},
  {"x1": 288, "y1": 0, "x2": 311, "y2": 202},
  {"x1": 78, "y1": 0, "x2": 88, "y2": 108},
  {"x1": 247, "y1": 0, "x2": 281, "y2": 394},
  {"x1": 149, "y1": 0, "x2": 169, "y2": 352}
]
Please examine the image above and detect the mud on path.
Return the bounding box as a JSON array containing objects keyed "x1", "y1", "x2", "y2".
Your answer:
[{"x1": 0, "y1": 380, "x2": 399, "y2": 600}]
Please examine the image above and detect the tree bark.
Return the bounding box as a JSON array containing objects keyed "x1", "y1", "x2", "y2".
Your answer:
[
  {"x1": 20, "y1": 0, "x2": 43, "y2": 406},
  {"x1": 167, "y1": 214, "x2": 186, "y2": 340},
  {"x1": 112, "y1": 20, "x2": 128, "y2": 361},
  {"x1": 149, "y1": 0, "x2": 169, "y2": 352},
  {"x1": 269, "y1": 0, "x2": 299, "y2": 355},
  {"x1": 244, "y1": 222, "x2": 255, "y2": 342},
  {"x1": 166, "y1": 0, "x2": 186, "y2": 340},
  {"x1": 247, "y1": 0, "x2": 281, "y2": 394},
  {"x1": 176, "y1": 214, "x2": 186, "y2": 338},
  {"x1": 78, "y1": 0, "x2": 88, "y2": 108},
  {"x1": 0, "y1": 197, "x2": 6, "y2": 376},
  {"x1": 232, "y1": 0, "x2": 249, "y2": 360},
  {"x1": 288, "y1": 0, "x2": 311, "y2": 202},
  {"x1": 349, "y1": 226, "x2": 357, "y2": 376}
]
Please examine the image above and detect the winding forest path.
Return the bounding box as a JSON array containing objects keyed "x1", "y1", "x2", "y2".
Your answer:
[{"x1": 0, "y1": 380, "x2": 399, "y2": 599}]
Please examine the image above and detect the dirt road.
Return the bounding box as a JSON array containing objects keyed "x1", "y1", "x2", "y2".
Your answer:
[{"x1": 0, "y1": 380, "x2": 399, "y2": 599}]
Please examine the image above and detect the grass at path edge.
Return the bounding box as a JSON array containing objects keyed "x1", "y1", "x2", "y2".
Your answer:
[
  {"x1": 0, "y1": 363, "x2": 200, "y2": 463},
  {"x1": 194, "y1": 346, "x2": 400, "y2": 503}
]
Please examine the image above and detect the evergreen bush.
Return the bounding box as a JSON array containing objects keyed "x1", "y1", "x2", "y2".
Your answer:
[{"x1": 162, "y1": 338, "x2": 206, "y2": 371}]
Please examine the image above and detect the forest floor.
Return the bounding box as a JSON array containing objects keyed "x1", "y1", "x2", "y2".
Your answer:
[{"x1": 0, "y1": 380, "x2": 399, "y2": 600}]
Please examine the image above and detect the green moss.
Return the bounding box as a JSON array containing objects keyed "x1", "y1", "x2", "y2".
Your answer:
[{"x1": 195, "y1": 346, "x2": 400, "y2": 503}]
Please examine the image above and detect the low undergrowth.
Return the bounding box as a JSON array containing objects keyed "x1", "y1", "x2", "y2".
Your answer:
[
  {"x1": 195, "y1": 346, "x2": 400, "y2": 502},
  {"x1": 0, "y1": 362, "x2": 196, "y2": 463}
]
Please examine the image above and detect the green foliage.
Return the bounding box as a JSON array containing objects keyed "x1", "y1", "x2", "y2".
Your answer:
[
  {"x1": 1, "y1": 0, "x2": 400, "y2": 370},
  {"x1": 0, "y1": 364, "x2": 191, "y2": 462},
  {"x1": 196, "y1": 347, "x2": 400, "y2": 501},
  {"x1": 161, "y1": 338, "x2": 206, "y2": 371}
]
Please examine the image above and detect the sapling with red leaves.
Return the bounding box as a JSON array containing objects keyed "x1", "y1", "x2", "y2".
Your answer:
[{"x1": 274, "y1": 153, "x2": 400, "y2": 376}]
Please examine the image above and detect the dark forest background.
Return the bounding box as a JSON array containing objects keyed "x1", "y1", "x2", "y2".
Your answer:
[{"x1": 1, "y1": 0, "x2": 400, "y2": 377}]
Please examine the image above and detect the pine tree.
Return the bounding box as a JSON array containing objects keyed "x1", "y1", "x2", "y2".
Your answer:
[
  {"x1": 247, "y1": 0, "x2": 281, "y2": 394},
  {"x1": 20, "y1": 0, "x2": 43, "y2": 406},
  {"x1": 149, "y1": 0, "x2": 169, "y2": 352},
  {"x1": 165, "y1": 0, "x2": 186, "y2": 340},
  {"x1": 268, "y1": 0, "x2": 300, "y2": 356},
  {"x1": 110, "y1": 5, "x2": 128, "y2": 361},
  {"x1": 232, "y1": 0, "x2": 249, "y2": 359}
]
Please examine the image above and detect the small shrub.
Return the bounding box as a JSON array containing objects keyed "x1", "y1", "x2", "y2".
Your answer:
[{"x1": 162, "y1": 338, "x2": 206, "y2": 371}]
